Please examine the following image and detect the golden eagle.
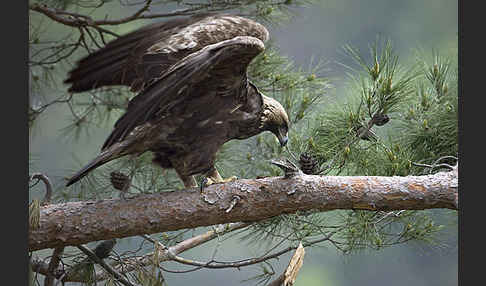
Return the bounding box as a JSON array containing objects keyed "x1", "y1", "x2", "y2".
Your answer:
[{"x1": 65, "y1": 14, "x2": 290, "y2": 188}]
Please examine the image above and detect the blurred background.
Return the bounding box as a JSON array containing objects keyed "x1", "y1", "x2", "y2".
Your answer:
[{"x1": 29, "y1": 0, "x2": 458, "y2": 285}]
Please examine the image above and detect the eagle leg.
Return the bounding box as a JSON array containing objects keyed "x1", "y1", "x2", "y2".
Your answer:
[
  {"x1": 171, "y1": 162, "x2": 198, "y2": 189},
  {"x1": 180, "y1": 175, "x2": 198, "y2": 189},
  {"x1": 200, "y1": 168, "x2": 237, "y2": 192}
]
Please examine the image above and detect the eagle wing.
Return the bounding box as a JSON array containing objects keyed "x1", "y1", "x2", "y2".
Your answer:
[
  {"x1": 101, "y1": 36, "x2": 265, "y2": 150},
  {"x1": 64, "y1": 14, "x2": 269, "y2": 93}
]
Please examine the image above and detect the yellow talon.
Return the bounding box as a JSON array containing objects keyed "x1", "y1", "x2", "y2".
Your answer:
[
  {"x1": 200, "y1": 169, "x2": 237, "y2": 193},
  {"x1": 205, "y1": 175, "x2": 237, "y2": 187},
  {"x1": 221, "y1": 175, "x2": 238, "y2": 183}
]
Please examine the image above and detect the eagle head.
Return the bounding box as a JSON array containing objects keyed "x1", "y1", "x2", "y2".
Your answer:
[{"x1": 260, "y1": 94, "x2": 290, "y2": 147}]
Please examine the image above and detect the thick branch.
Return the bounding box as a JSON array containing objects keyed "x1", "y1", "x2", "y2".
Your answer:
[{"x1": 29, "y1": 169, "x2": 458, "y2": 251}]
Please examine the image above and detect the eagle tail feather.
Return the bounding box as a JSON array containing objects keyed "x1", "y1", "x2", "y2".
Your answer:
[{"x1": 65, "y1": 150, "x2": 120, "y2": 187}]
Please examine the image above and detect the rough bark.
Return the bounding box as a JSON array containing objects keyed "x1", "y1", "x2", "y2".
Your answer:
[{"x1": 29, "y1": 168, "x2": 458, "y2": 251}]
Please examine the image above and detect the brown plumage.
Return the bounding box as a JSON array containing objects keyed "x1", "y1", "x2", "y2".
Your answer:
[{"x1": 65, "y1": 14, "x2": 290, "y2": 188}]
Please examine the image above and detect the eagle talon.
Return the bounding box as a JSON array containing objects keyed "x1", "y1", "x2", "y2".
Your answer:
[
  {"x1": 200, "y1": 177, "x2": 217, "y2": 192},
  {"x1": 200, "y1": 175, "x2": 238, "y2": 193},
  {"x1": 209, "y1": 175, "x2": 237, "y2": 185},
  {"x1": 222, "y1": 176, "x2": 238, "y2": 183},
  {"x1": 200, "y1": 177, "x2": 209, "y2": 193}
]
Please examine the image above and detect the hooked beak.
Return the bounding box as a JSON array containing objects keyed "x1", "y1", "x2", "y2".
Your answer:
[{"x1": 278, "y1": 135, "x2": 288, "y2": 147}]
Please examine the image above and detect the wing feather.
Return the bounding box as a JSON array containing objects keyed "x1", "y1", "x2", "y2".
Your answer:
[
  {"x1": 65, "y1": 14, "x2": 268, "y2": 92},
  {"x1": 102, "y1": 36, "x2": 265, "y2": 150}
]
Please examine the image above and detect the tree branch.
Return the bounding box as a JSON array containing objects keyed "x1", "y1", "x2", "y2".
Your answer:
[
  {"x1": 29, "y1": 173, "x2": 53, "y2": 205},
  {"x1": 30, "y1": 2, "x2": 230, "y2": 29},
  {"x1": 29, "y1": 168, "x2": 458, "y2": 252},
  {"x1": 29, "y1": 2, "x2": 152, "y2": 27},
  {"x1": 44, "y1": 247, "x2": 64, "y2": 286},
  {"x1": 76, "y1": 245, "x2": 135, "y2": 286},
  {"x1": 268, "y1": 242, "x2": 305, "y2": 286},
  {"x1": 32, "y1": 222, "x2": 250, "y2": 283}
]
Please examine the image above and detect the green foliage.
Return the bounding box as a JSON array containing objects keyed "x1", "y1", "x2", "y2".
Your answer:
[
  {"x1": 249, "y1": 46, "x2": 331, "y2": 124},
  {"x1": 29, "y1": 199, "x2": 41, "y2": 229},
  {"x1": 397, "y1": 50, "x2": 458, "y2": 166},
  {"x1": 344, "y1": 139, "x2": 415, "y2": 177},
  {"x1": 343, "y1": 39, "x2": 419, "y2": 114},
  {"x1": 240, "y1": 212, "x2": 332, "y2": 247},
  {"x1": 32, "y1": 0, "x2": 78, "y2": 10},
  {"x1": 293, "y1": 41, "x2": 456, "y2": 254},
  {"x1": 218, "y1": 44, "x2": 331, "y2": 179},
  {"x1": 233, "y1": 39, "x2": 457, "y2": 260},
  {"x1": 308, "y1": 39, "x2": 421, "y2": 175},
  {"x1": 309, "y1": 99, "x2": 361, "y2": 173},
  {"x1": 28, "y1": 257, "x2": 35, "y2": 286},
  {"x1": 338, "y1": 210, "x2": 444, "y2": 254},
  {"x1": 134, "y1": 241, "x2": 166, "y2": 286},
  {"x1": 241, "y1": 262, "x2": 277, "y2": 286},
  {"x1": 66, "y1": 258, "x2": 97, "y2": 286}
]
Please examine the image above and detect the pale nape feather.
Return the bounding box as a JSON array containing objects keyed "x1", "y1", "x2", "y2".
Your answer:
[{"x1": 260, "y1": 94, "x2": 290, "y2": 130}]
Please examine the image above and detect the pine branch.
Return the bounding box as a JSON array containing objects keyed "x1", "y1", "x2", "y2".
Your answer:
[
  {"x1": 31, "y1": 222, "x2": 249, "y2": 283},
  {"x1": 29, "y1": 0, "x2": 307, "y2": 28},
  {"x1": 268, "y1": 242, "x2": 305, "y2": 286},
  {"x1": 29, "y1": 173, "x2": 53, "y2": 205},
  {"x1": 76, "y1": 244, "x2": 135, "y2": 286},
  {"x1": 44, "y1": 247, "x2": 64, "y2": 286},
  {"x1": 29, "y1": 167, "x2": 458, "y2": 251}
]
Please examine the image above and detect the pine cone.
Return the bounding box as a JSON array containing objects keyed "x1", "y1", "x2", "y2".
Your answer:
[
  {"x1": 372, "y1": 113, "x2": 390, "y2": 126},
  {"x1": 354, "y1": 125, "x2": 377, "y2": 141},
  {"x1": 93, "y1": 239, "x2": 117, "y2": 260},
  {"x1": 110, "y1": 171, "x2": 130, "y2": 191},
  {"x1": 299, "y1": 152, "x2": 318, "y2": 175}
]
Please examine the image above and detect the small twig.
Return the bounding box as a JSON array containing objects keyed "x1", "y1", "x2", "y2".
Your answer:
[
  {"x1": 31, "y1": 258, "x2": 63, "y2": 282},
  {"x1": 77, "y1": 27, "x2": 94, "y2": 53},
  {"x1": 284, "y1": 145, "x2": 299, "y2": 162},
  {"x1": 432, "y1": 155, "x2": 458, "y2": 167},
  {"x1": 225, "y1": 195, "x2": 241, "y2": 213},
  {"x1": 318, "y1": 108, "x2": 389, "y2": 175},
  {"x1": 82, "y1": 26, "x2": 103, "y2": 49},
  {"x1": 268, "y1": 273, "x2": 285, "y2": 286},
  {"x1": 77, "y1": 244, "x2": 134, "y2": 286},
  {"x1": 29, "y1": 0, "x2": 296, "y2": 31},
  {"x1": 29, "y1": 34, "x2": 83, "y2": 66},
  {"x1": 164, "y1": 233, "x2": 333, "y2": 270},
  {"x1": 411, "y1": 160, "x2": 455, "y2": 174},
  {"x1": 373, "y1": 210, "x2": 405, "y2": 225},
  {"x1": 30, "y1": 93, "x2": 74, "y2": 123},
  {"x1": 29, "y1": 173, "x2": 53, "y2": 205},
  {"x1": 96, "y1": 27, "x2": 108, "y2": 45},
  {"x1": 44, "y1": 247, "x2": 64, "y2": 286},
  {"x1": 140, "y1": 234, "x2": 170, "y2": 256},
  {"x1": 268, "y1": 242, "x2": 305, "y2": 286},
  {"x1": 90, "y1": 223, "x2": 253, "y2": 279},
  {"x1": 30, "y1": 1, "x2": 175, "y2": 28},
  {"x1": 270, "y1": 158, "x2": 302, "y2": 178}
]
